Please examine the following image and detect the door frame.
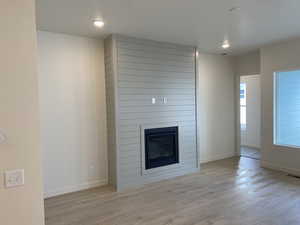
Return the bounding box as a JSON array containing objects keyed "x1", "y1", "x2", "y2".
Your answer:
[
  {"x1": 236, "y1": 74, "x2": 261, "y2": 157},
  {"x1": 235, "y1": 75, "x2": 241, "y2": 156}
]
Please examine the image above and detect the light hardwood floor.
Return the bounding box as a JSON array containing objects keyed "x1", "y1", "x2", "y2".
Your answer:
[{"x1": 45, "y1": 157, "x2": 300, "y2": 225}]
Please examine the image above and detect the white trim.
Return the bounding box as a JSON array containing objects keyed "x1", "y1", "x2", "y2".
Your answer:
[
  {"x1": 261, "y1": 160, "x2": 300, "y2": 177},
  {"x1": 273, "y1": 143, "x2": 300, "y2": 149},
  {"x1": 235, "y1": 75, "x2": 241, "y2": 156},
  {"x1": 273, "y1": 71, "x2": 278, "y2": 146},
  {"x1": 195, "y1": 47, "x2": 200, "y2": 168},
  {"x1": 44, "y1": 179, "x2": 108, "y2": 199},
  {"x1": 113, "y1": 35, "x2": 120, "y2": 188}
]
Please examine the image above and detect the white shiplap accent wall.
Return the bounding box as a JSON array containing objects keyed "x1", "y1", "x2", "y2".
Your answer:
[{"x1": 105, "y1": 35, "x2": 198, "y2": 191}]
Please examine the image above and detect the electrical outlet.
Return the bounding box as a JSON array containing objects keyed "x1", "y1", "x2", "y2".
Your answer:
[{"x1": 5, "y1": 169, "x2": 25, "y2": 188}]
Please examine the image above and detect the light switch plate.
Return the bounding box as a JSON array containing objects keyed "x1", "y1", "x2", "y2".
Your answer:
[
  {"x1": 163, "y1": 97, "x2": 168, "y2": 104},
  {"x1": 152, "y1": 98, "x2": 156, "y2": 104},
  {"x1": 5, "y1": 169, "x2": 25, "y2": 188}
]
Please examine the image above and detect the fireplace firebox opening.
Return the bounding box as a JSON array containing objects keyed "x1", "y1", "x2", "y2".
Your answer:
[{"x1": 145, "y1": 126, "x2": 179, "y2": 170}]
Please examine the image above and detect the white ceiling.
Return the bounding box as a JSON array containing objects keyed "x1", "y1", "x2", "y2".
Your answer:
[{"x1": 36, "y1": 0, "x2": 300, "y2": 55}]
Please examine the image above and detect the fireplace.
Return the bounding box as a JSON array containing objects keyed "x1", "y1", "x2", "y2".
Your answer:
[{"x1": 144, "y1": 126, "x2": 179, "y2": 170}]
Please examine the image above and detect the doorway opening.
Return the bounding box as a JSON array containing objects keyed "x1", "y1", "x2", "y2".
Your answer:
[{"x1": 239, "y1": 75, "x2": 261, "y2": 160}]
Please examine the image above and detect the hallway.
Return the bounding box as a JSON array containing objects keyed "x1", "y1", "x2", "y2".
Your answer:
[{"x1": 241, "y1": 146, "x2": 261, "y2": 160}]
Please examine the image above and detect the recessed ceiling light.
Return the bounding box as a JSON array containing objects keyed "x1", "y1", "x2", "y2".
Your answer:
[
  {"x1": 222, "y1": 40, "x2": 230, "y2": 49},
  {"x1": 93, "y1": 19, "x2": 104, "y2": 28}
]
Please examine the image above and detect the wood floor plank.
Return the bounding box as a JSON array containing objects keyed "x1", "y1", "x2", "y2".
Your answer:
[{"x1": 45, "y1": 157, "x2": 300, "y2": 225}]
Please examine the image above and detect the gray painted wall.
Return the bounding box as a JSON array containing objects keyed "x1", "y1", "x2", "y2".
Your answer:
[{"x1": 105, "y1": 35, "x2": 198, "y2": 191}]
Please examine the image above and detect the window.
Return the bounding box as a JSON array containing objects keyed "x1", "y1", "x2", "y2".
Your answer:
[
  {"x1": 274, "y1": 69, "x2": 300, "y2": 147},
  {"x1": 240, "y1": 83, "x2": 247, "y2": 130}
]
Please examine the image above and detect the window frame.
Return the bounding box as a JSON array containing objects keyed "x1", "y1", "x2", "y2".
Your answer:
[{"x1": 273, "y1": 68, "x2": 300, "y2": 149}]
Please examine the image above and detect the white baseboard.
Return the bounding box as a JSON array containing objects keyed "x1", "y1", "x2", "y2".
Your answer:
[
  {"x1": 200, "y1": 152, "x2": 237, "y2": 164},
  {"x1": 261, "y1": 160, "x2": 300, "y2": 177},
  {"x1": 44, "y1": 179, "x2": 108, "y2": 199}
]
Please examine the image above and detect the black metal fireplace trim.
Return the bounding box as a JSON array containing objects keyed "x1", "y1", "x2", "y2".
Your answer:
[{"x1": 145, "y1": 126, "x2": 179, "y2": 170}]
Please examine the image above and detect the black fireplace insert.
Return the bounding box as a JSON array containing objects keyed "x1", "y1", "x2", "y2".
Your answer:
[{"x1": 145, "y1": 126, "x2": 179, "y2": 170}]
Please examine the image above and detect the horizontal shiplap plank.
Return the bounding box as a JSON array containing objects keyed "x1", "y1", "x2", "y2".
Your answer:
[
  {"x1": 119, "y1": 98, "x2": 195, "y2": 108},
  {"x1": 119, "y1": 68, "x2": 195, "y2": 78},
  {"x1": 118, "y1": 81, "x2": 194, "y2": 89},
  {"x1": 119, "y1": 105, "x2": 195, "y2": 113},
  {"x1": 118, "y1": 55, "x2": 194, "y2": 68},
  {"x1": 118, "y1": 143, "x2": 139, "y2": 152},
  {"x1": 118, "y1": 74, "x2": 195, "y2": 84},
  {"x1": 119, "y1": 138, "x2": 139, "y2": 146},
  {"x1": 118, "y1": 49, "x2": 194, "y2": 64},
  {"x1": 118, "y1": 41, "x2": 194, "y2": 57},
  {"x1": 119, "y1": 117, "x2": 196, "y2": 126},
  {"x1": 116, "y1": 35, "x2": 194, "y2": 52},
  {"x1": 119, "y1": 130, "x2": 139, "y2": 139},
  {"x1": 119, "y1": 110, "x2": 195, "y2": 120},
  {"x1": 119, "y1": 126, "x2": 140, "y2": 134},
  {"x1": 181, "y1": 130, "x2": 197, "y2": 137},
  {"x1": 118, "y1": 88, "x2": 195, "y2": 96},
  {"x1": 182, "y1": 137, "x2": 197, "y2": 145},
  {"x1": 119, "y1": 62, "x2": 194, "y2": 73},
  {"x1": 119, "y1": 94, "x2": 195, "y2": 101},
  {"x1": 119, "y1": 101, "x2": 195, "y2": 107},
  {"x1": 119, "y1": 118, "x2": 196, "y2": 129}
]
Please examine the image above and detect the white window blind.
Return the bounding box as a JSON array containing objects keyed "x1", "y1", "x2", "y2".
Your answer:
[{"x1": 274, "y1": 69, "x2": 300, "y2": 147}]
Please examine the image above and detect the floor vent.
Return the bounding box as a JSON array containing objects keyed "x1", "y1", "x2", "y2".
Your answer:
[{"x1": 287, "y1": 174, "x2": 300, "y2": 179}]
